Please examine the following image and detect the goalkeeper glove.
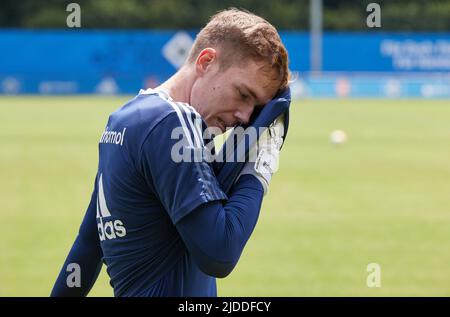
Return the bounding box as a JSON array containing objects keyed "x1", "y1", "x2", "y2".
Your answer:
[
  {"x1": 214, "y1": 87, "x2": 291, "y2": 194},
  {"x1": 238, "y1": 113, "x2": 285, "y2": 194}
]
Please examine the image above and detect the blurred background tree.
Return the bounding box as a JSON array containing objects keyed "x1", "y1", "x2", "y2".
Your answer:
[{"x1": 0, "y1": 0, "x2": 449, "y2": 31}]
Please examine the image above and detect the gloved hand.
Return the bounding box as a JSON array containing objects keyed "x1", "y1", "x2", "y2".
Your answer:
[
  {"x1": 238, "y1": 113, "x2": 285, "y2": 194},
  {"x1": 215, "y1": 88, "x2": 291, "y2": 195}
]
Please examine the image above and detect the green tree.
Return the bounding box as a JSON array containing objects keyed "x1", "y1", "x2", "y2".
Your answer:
[{"x1": 0, "y1": 0, "x2": 448, "y2": 31}]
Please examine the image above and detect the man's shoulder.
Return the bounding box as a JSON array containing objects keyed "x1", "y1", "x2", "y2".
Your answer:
[
  {"x1": 112, "y1": 89, "x2": 202, "y2": 134},
  {"x1": 112, "y1": 90, "x2": 172, "y2": 129},
  {"x1": 102, "y1": 89, "x2": 206, "y2": 157}
]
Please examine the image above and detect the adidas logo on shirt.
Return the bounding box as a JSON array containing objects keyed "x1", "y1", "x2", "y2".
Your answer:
[{"x1": 96, "y1": 173, "x2": 127, "y2": 241}]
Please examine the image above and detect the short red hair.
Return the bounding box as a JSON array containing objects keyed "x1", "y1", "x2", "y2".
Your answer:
[{"x1": 187, "y1": 8, "x2": 290, "y2": 91}]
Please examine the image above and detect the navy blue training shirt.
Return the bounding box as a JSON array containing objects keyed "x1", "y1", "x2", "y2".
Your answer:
[
  {"x1": 96, "y1": 89, "x2": 228, "y2": 296},
  {"x1": 51, "y1": 88, "x2": 266, "y2": 297}
]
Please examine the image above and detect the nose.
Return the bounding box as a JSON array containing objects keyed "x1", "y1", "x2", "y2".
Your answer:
[{"x1": 234, "y1": 105, "x2": 255, "y2": 126}]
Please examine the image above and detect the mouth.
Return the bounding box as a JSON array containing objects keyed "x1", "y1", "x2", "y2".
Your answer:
[{"x1": 217, "y1": 118, "x2": 227, "y2": 132}]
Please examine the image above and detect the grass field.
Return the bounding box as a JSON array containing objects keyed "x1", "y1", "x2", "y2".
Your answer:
[{"x1": 1, "y1": 96, "x2": 449, "y2": 296}]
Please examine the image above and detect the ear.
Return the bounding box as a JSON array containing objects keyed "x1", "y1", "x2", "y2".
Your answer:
[{"x1": 195, "y1": 48, "x2": 217, "y2": 76}]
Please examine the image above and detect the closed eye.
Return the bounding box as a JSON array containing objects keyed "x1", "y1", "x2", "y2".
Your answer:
[{"x1": 237, "y1": 88, "x2": 250, "y2": 101}]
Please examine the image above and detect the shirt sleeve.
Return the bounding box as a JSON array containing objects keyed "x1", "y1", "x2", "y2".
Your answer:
[
  {"x1": 50, "y1": 176, "x2": 103, "y2": 297},
  {"x1": 176, "y1": 174, "x2": 264, "y2": 278},
  {"x1": 139, "y1": 108, "x2": 227, "y2": 224}
]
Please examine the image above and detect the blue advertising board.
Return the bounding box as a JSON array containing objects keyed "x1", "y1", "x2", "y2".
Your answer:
[{"x1": 0, "y1": 30, "x2": 449, "y2": 97}]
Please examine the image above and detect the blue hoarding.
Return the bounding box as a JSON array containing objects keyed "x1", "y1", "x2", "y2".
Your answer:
[{"x1": 0, "y1": 30, "x2": 449, "y2": 97}]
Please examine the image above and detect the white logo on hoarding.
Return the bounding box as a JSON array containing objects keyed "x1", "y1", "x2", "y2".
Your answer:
[{"x1": 162, "y1": 31, "x2": 194, "y2": 69}]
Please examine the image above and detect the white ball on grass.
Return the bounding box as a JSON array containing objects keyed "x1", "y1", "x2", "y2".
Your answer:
[{"x1": 330, "y1": 130, "x2": 347, "y2": 145}]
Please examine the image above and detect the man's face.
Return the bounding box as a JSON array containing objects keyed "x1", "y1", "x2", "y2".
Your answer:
[{"x1": 190, "y1": 50, "x2": 279, "y2": 133}]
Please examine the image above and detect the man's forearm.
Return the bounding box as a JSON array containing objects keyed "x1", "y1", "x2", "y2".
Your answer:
[
  {"x1": 176, "y1": 174, "x2": 264, "y2": 278},
  {"x1": 51, "y1": 188, "x2": 103, "y2": 297},
  {"x1": 50, "y1": 234, "x2": 103, "y2": 296}
]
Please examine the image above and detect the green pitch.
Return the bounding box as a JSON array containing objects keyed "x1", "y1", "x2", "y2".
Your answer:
[{"x1": 1, "y1": 96, "x2": 449, "y2": 296}]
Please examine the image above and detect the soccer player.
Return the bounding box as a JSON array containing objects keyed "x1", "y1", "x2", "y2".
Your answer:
[{"x1": 51, "y1": 8, "x2": 290, "y2": 297}]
